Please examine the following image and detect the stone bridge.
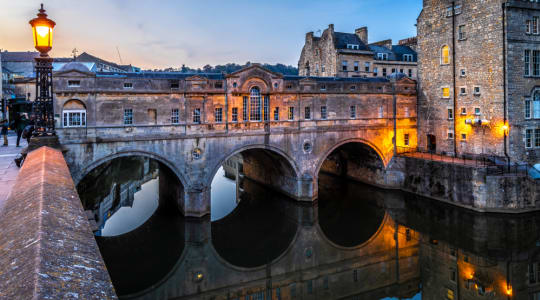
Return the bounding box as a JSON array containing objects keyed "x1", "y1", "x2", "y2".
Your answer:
[{"x1": 54, "y1": 64, "x2": 417, "y2": 217}]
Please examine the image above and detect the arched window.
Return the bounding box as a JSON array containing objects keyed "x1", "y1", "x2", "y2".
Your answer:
[
  {"x1": 441, "y1": 45, "x2": 450, "y2": 65},
  {"x1": 62, "y1": 99, "x2": 86, "y2": 128},
  {"x1": 249, "y1": 87, "x2": 262, "y2": 121}
]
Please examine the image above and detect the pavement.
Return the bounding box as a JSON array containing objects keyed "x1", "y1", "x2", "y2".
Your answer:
[{"x1": 0, "y1": 133, "x2": 27, "y2": 213}]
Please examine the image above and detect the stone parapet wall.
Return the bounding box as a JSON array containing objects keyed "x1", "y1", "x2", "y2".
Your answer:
[{"x1": 0, "y1": 146, "x2": 117, "y2": 299}]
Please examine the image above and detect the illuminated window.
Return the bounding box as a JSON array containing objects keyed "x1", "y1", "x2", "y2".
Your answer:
[
  {"x1": 288, "y1": 107, "x2": 294, "y2": 120},
  {"x1": 214, "y1": 107, "x2": 223, "y2": 123},
  {"x1": 442, "y1": 87, "x2": 450, "y2": 98},
  {"x1": 250, "y1": 87, "x2": 262, "y2": 121},
  {"x1": 441, "y1": 45, "x2": 450, "y2": 64},
  {"x1": 447, "y1": 289, "x2": 454, "y2": 300},
  {"x1": 404, "y1": 133, "x2": 410, "y2": 146},
  {"x1": 171, "y1": 109, "x2": 179, "y2": 124},
  {"x1": 232, "y1": 107, "x2": 238, "y2": 122}
]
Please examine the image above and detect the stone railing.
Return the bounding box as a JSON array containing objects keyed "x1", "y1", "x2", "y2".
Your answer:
[{"x1": 0, "y1": 146, "x2": 117, "y2": 299}]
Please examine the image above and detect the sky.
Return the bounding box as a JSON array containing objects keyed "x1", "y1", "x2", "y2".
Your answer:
[{"x1": 0, "y1": 0, "x2": 422, "y2": 69}]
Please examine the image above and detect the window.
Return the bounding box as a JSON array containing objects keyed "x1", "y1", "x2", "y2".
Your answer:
[
  {"x1": 448, "y1": 130, "x2": 454, "y2": 139},
  {"x1": 534, "y1": 50, "x2": 540, "y2": 76},
  {"x1": 215, "y1": 107, "x2": 223, "y2": 123},
  {"x1": 536, "y1": 129, "x2": 540, "y2": 147},
  {"x1": 170, "y1": 81, "x2": 179, "y2": 89},
  {"x1": 377, "y1": 53, "x2": 388, "y2": 60},
  {"x1": 461, "y1": 133, "x2": 467, "y2": 141},
  {"x1": 243, "y1": 96, "x2": 248, "y2": 121},
  {"x1": 124, "y1": 82, "x2": 133, "y2": 89},
  {"x1": 446, "y1": 4, "x2": 461, "y2": 17},
  {"x1": 354, "y1": 61, "x2": 359, "y2": 72},
  {"x1": 441, "y1": 45, "x2": 450, "y2": 64},
  {"x1": 286, "y1": 84, "x2": 292, "y2": 89},
  {"x1": 233, "y1": 82, "x2": 237, "y2": 88},
  {"x1": 68, "y1": 80, "x2": 80, "y2": 87},
  {"x1": 347, "y1": 44, "x2": 360, "y2": 50},
  {"x1": 171, "y1": 109, "x2": 179, "y2": 124},
  {"x1": 321, "y1": 65, "x2": 325, "y2": 73},
  {"x1": 288, "y1": 107, "x2": 294, "y2": 120},
  {"x1": 350, "y1": 105, "x2": 356, "y2": 118},
  {"x1": 353, "y1": 270, "x2": 358, "y2": 282},
  {"x1": 193, "y1": 108, "x2": 201, "y2": 124},
  {"x1": 305, "y1": 107, "x2": 311, "y2": 120},
  {"x1": 404, "y1": 107, "x2": 409, "y2": 117},
  {"x1": 404, "y1": 133, "x2": 410, "y2": 146},
  {"x1": 535, "y1": 92, "x2": 540, "y2": 118},
  {"x1": 530, "y1": 262, "x2": 540, "y2": 283},
  {"x1": 527, "y1": 20, "x2": 532, "y2": 34},
  {"x1": 534, "y1": 17, "x2": 539, "y2": 35},
  {"x1": 473, "y1": 86, "x2": 481, "y2": 95},
  {"x1": 215, "y1": 82, "x2": 223, "y2": 89},
  {"x1": 460, "y1": 69, "x2": 466, "y2": 77},
  {"x1": 263, "y1": 95, "x2": 269, "y2": 121},
  {"x1": 400, "y1": 69, "x2": 404, "y2": 74},
  {"x1": 373, "y1": 67, "x2": 378, "y2": 77},
  {"x1": 403, "y1": 54, "x2": 413, "y2": 62},
  {"x1": 350, "y1": 85, "x2": 356, "y2": 91},
  {"x1": 526, "y1": 50, "x2": 531, "y2": 76},
  {"x1": 458, "y1": 25, "x2": 466, "y2": 40},
  {"x1": 232, "y1": 107, "x2": 238, "y2": 122},
  {"x1": 448, "y1": 108, "x2": 454, "y2": 120},
  {"x1": 124, "y1": 109, "x2": 133, "y2": 125},
  {"x1": 365, "y1": 62, "x2": 370, "y2": 72},
  {"x1": 320, "y1": 84, "x2": 326, "y2": 91},
  {"x1": 316, "y1": 63, "x2": 319, "y2": 73},
  {"x1": 442, "y1": 87, "x2": 450, "y2": 98},
  {"x1": 307, "y1": 280, "x2": 313, "y2": 294},
  {"x1": 342, "y1": 60, "x2": 348, "y2": 71},
  {"x1": 461, "y1": 107, "x2": 467, "y2": 115},
  {"x1": 447, "y1": 289, "x2": 455, "y2": 300},
  {"x1": 475, "y1": 107, "x2": 481, "y2": 115},
  {"x1": 450, "y1": 269, "x2": 457, "y2": 282},
  {"x1": 274, "y1": 107, "x2": 279, "y2": 121},
  {"x1": 383, "y1": 68, "x2": 387, "y2": 77},
  {"x1": 321, "y1": 106, "x2": 327, "y2": 119},
  {"x1": 526, "y1": 99, "x2": 531, "y2": 119},
  {"x1": 63, "y1": 110, "x2": 86, "y2": 128},
  {"x1": 392, "y1": 68, "x2": 396, "y2": 74},
  {"x1": 379, "y1": 106, "x2": 384, "y2": 118},
  {"x1": 408, "y1": 69, "x2": 413, "y2": 77},
  {"x1": 250, "y1": 87, "x2": 262, "y2": 121},
  {"x1": 460, "y1": 87, "x2": 467, "y2": 95}
]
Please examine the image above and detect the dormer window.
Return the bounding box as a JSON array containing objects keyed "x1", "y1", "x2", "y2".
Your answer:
[
  {"x1": 124, "y1": 82, "x2": 133, "y2": 89},
  {"x1": 377, "y1": 53, "x2": 388, "y2": 61},
  {"x1": 68, "y1": 80, "x2": 80, "y2": 87},
  {"x1": 347, "y1": 44, "x2": 360, "y2": 50},
  {"x1": 403, "y1": 54, "x2": 413, "y2": 62}
]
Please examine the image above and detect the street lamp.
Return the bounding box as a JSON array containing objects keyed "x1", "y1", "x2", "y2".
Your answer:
[{"x1": 29, "y1": 3, "x2": 56, "y2": 135}]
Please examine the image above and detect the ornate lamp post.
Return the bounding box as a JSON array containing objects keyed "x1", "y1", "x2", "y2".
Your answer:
[{"x1": 29, "y1": 4, "x2": 56, "y2": 135}]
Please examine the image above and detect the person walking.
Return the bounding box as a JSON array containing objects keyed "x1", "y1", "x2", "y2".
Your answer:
[
  {"x1": 14, "y1": 114, "x2": 27, "y2": 147},
  {"x1": 1, "y1": 119, "x2": 8, "y2": 146}
]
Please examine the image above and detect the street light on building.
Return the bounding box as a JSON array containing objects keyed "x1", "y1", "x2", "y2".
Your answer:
[{"x1": 29, "y1": 3, "x2": 56, "y2": 135}]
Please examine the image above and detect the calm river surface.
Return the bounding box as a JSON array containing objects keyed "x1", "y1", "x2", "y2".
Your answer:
[{"x1": 77, "y1": 157, "x2": 540, "y2": 300}]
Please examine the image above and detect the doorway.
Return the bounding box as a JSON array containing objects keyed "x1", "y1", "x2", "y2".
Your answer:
[{"x1": 427, "y1": 134, "x2": 436, "y2": 153}]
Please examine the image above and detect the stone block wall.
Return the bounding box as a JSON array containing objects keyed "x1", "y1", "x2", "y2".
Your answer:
[{"x1": 0, "y1": 147, "x2": 117, "y2": 299}]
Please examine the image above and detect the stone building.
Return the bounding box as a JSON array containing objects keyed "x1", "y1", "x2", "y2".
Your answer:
[
  {"x1": 417, "y1": 0, "x2": 540, "y2": 165},
  {"x1": 298, "y1": 24, "x2": 418, "y2": 79}
]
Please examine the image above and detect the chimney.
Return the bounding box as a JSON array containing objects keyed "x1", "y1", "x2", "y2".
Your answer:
[
  {"x1": 306, "y1": 31, "x2": 314, "y2": 43},
  {"x1": 328, "y1": 24, "x2": 334, "y2": 32},
  {"x1": 399, "y1": 37, "x2": 418, "y2": 51},
  {"x1": 355, "y1": 27, "x2": 368, "y2": 44}
]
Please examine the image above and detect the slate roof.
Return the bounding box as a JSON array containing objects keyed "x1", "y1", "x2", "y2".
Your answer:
[
  {"x1": 333, "y1": 32, "x2": 370, "y2": 51},
  {"x1": 368, "y1": 44, "x2": 417, "y2": 62},
  {"x1": 0, "y1": 51, "x2": 39, "y2": 62},
  {"x1": 283, "y1": 75, "x2": 389, "y2": 83},
  {"x1": 96, "y1": 71, "x2": 225, "y2": 80},
  {"x1": 77, "y1": 52, "x2": 133, "y2": 72}
]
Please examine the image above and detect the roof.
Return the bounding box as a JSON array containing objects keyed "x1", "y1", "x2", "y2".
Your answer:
[
  {"x1": 95, "y1": 71, "x2": 224, "y2": 80},
  {"x1": 368, "y1": 44, "x2": 417, "y2": 62},
  {"x1": 76, "y1": 52, "x2": 133, "y2": 72},
  {"x1": 58, "y1": 62, "x2": 91, "y2": 73},
  {"x1": 333, "y1": 32, "x2": 370, "y2": 51},
  {"x1": 0, "y1": 51, "x2": 39, "y2": 62},
  {"x1": 283, "y1": 75, "x2": 389, "y2": 83}
]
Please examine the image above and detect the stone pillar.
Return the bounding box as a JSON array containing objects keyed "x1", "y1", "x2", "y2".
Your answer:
[
  {"x1": 181, "y1": 186, "x2": 211, "y2": 217},
  {"x1": 297, "y1": 173, "x2": 317, "y2": 201}
]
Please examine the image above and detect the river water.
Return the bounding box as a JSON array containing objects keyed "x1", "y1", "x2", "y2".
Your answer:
[{"x1": 77, "y1": 157, "x2": 540, "y2": 300}]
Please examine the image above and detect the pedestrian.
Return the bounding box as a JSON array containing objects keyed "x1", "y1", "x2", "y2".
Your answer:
[
  {"x1": 14, "y1": 114, "x2": 28, "y2": 147},
  {"x1": 1, "y1": 119, "x2": 8, "y2": 146}
]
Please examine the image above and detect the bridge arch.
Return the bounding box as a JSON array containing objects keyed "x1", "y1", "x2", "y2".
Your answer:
[
  {"x1": 206, "y1": 143, "x2": 301, "y2": 192},
  {"x1": 315, "y1": 138, "x2": 389, "y2": 188},
  {"x1": 75, "y1": 149, "x2": 188, "y2": 189}
]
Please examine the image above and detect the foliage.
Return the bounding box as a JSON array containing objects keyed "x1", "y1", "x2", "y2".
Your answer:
[{"x1": 145, "y1": 62, "x2": 298, "y2": 75}]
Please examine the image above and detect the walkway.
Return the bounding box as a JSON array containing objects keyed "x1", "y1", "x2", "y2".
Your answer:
[
  {"x1": 399, "y1": 151, "x2": 490, "y2": 167},
  {"x1": 0, "y1": 133, "x2": 27, "y2": 213}
]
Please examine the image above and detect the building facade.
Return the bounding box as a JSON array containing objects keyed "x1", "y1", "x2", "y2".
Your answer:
[
  {"x1": 298, "y1": 24, "x2": 418, "y2": 79},
  {"x1": 417, "y1": 0, "x2": 540, "y2": 165}
]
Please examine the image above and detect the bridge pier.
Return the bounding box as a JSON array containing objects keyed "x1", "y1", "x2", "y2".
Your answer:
[{"x1": 181, "y1": 187, "x2": 211, "y2": 217}]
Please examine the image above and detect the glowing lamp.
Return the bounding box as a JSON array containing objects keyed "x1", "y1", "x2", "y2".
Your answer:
[
  {"x1": 502, "y1": 123, "x2": 509, "y2": 135},
  {"x1": 29, "y1": 4, "x2": 56, "y2": 56}
]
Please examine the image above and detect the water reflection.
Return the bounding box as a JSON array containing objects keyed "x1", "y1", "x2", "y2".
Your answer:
[{"x1": 78, "y1": 156, "x2": 540, "y2": 300}]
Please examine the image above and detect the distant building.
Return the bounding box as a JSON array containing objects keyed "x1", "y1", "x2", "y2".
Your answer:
[{"x1": 298, "y1": 24, "x2": 417, "y2": 79}]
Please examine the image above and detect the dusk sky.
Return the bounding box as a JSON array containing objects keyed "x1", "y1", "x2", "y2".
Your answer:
[{"x1": 0, "y1": 0, "x2": 422, "y2": 69}]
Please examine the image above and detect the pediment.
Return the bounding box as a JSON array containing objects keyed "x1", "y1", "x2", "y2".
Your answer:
[
  {"x1": 299, "y1": 77, "x2": 317, "y2": 85},
  {"x1": 227, "y1": 64, "x2": 283, "y2": 79},
  {"x1": 185, "y1": 75, "x2": 208, "y2": 82},
  {"x1": 397, "y1": 76, "x2": 416, "y2": 84},
  {"x1": 54, "y1": 69, "x2": 95, "y2": 77}
]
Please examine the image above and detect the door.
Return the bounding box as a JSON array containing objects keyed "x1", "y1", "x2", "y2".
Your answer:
[{"x1": 427, "y1": 134, "x2": 437, "y2": 152}]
